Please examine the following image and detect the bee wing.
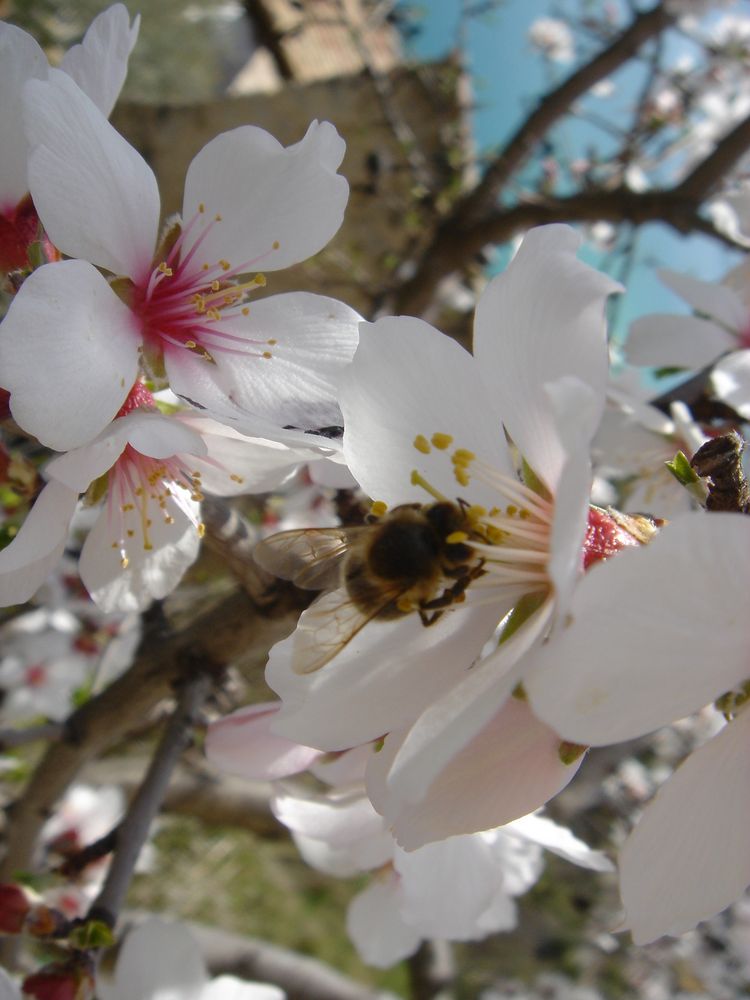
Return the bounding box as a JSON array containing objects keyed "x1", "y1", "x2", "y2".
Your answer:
[
  {"x1": 254, "y1": 527, "x2": 359, "y2": 590},
  {"x1": 292, "y1": 587, "x2": 401, "y2": 675}
]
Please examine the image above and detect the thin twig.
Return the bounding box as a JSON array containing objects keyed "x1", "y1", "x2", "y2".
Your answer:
[
  {"x1": 0, "y1": 722, "x2": 62, "y2": 751},
  {"x1": 89, "y1": 672, "x2": 212, "y2": 927}
]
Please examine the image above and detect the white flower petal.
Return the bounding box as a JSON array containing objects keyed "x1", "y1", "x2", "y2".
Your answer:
[
  {"x1": 292, "y1": 824, "x2": 393, "y2": 878},
  {"x1": 340, "y1": 316, "x2": 513, "y2": 508},
  {"x1": 58, "y1": 4, "x2": 140, "y2": 118},
  {"x1": 268, "y1": 602, "x2": 504, "y2": 751},
  {"x1": 201, "y1": 977, "x2": 284, "y2": 1000},
  {"x1": 658, "y1": 268, "x2": 748, "y2": 331},
  {"x1": 271, "y1": 785, "x2": 386, "y2": 848},
  {"x1": 80, "y1": 496, "x2": 201, "y2": 612},
  {"x1": 368, "y1": 697, "x2": 582, "y2": 850},
  {"x1": 25, "y1": 73, "x2": 159, "y2": 279},
  {"x1": 182, "y1": 121, "x2": 348, "y2": 272},
  {"x1": 473, "y1": 225, "x2": 620, "y2": 489},
  {"x1": 621, "y1": 709, "x2": 750, "y2": 943},
  {"x1": 0, "y1": 260, "x2": 140, "y2": 449},
  {"x1": 711, "y1": 350, "x2": 750, "y2": 417},
  {"x1": 346, "y1": 875, "x2": 422, "y2": 968},
  {"x1": 506, "y1": 813, "x2": 613, "y2": 872},
  {"x1": 0, "y1": 482, "x2": 78, "y2": 606},
  {"x1": 168, "y1": 293, "x2": 360, "y2": 432},
  {"x1": 0, "y1": 23, "x2": 48, "y2": 209},
  {"x1": 626, "y1": 314, "x2": 736, "y2": 367},
  {"x1": 206, "y1": 703, "x2": 321, "y2": 781},
  {"x1": 103, "y1": 919, "x2": 207, "y2": 1000},
  {"x1": 526, "y1": 512, "x2": 750, "y2": 745},
  {"x1": 394, "y1": 836, "x2": 499, "y2": 939},
  {"x1": 383, "y1": 595, "x2": 553, "y2": 806}
]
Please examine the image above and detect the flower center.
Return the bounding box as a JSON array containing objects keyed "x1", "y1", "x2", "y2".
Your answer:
[
  {"x1": 133, "y1": 205, "x2": 281, "y2": 368},
  {"x1": 406, "y1": 432, "x2": 554, "y2": 604}
]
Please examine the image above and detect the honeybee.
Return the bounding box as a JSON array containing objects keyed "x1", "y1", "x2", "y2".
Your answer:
[
  {"x1": 254, "y1": 501, "x2": 486, "y2": 673},
  {"x1": 690, "y1": 431, "x2": 750, "y2": 514}
]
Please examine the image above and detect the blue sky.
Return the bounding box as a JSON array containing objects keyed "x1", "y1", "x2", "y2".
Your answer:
[{"x1": 398, "y1": 0, "x2": 745, "y2": 340}]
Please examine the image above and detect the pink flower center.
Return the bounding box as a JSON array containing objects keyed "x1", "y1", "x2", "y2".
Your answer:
[
  {"x1": 133, "y1": 206, "x2": 278, "y2": 365},
  {"x1": 24, "y1": 663, "x2": 48, "y2": 688}
]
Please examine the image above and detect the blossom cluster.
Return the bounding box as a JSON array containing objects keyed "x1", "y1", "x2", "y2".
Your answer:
[{"x1": 2, "y1": 3, "x2": 750, "y2": 994}]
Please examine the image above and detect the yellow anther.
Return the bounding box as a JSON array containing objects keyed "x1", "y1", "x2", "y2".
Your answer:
[
  {"x1": 111, "y1": 542, "x2": 118, "y2": 549},
  {"x1": 219, "y1": 259, "x2": 230, "y2": 270},
  {"x1": 127, "y1": 529, "x2": 134, "y2": 538},
  {"x1": 121, "y1": 556, "x2": 129, "y2": 569},
  {"x1": 446, "y1": 530, "x2": 469, "y2": 544},
  {"x1": 452, "y1": 448, "x2": 476, "y2": 466},
  {"x1": 431, "y1": 432, "x2": 453, "y2": 450},
  {"x1": 215, "y1": 214, "x2": 223, "y2": 222},
  {"x1": 198, "y1": 523, "x2": 206, "y2": 538},
  {"x1": 486, "y1": 525, "x2": 507, "y2": 543},
  {"x1": 230, "y1": 474, "x2": 244, "y2": 483},
  {"x1": 210, "y1": 280, "x2": 221, "y2": 292},
  {"x1": 157, "y1": 262, "x2": 173, "y2": 276},
  {"x1": 242, "y1": 307, "x2": 250, "y2": 315},
  {"x1": 396, "y1": 596, "x2": 414, "y2": 613},
  {"x1": 207, "y1": 308, "x2": 221, "y2": 321},
  {"x1": 267, "y1": 338, "x2": 277, "y2": 345},
  {"x1": 455, "y1": 468, "x2": 470, "y2": 487},
  {"x1": 165, "y1": 515, "x2": 175, "y2": 525},
  {"x1": 254, "y1": 273, "x2": 266, "y2": 286},
  {"x1": 413, "y1": 434, "x2": 431, "y2": 454},
  {"x1": 272, "y1": 240, "x2": 280, "y2": 250},
  {"x1": 144, "y1": 543, "x2": 153, "y2": 551},
  {"x1": 202, "y1": 262, "x2": 210, "y2": 270},
  {"x1": 185, "y1": 340, "x2": 197, "y2": 349},
  {"x1": 506, "y1": 505, "x2": 518, "y2": 516},
  {"x1": 519, "y1": 508, "x2": 531, "y2": 520},
  {"x1": 489, "y1": 506, "x2": 501, "y2": 517},
  {"x1": 198, "y1": 202, "x2": 205, "y2": 213},
  {"x1": 262, "y1": 351, "x2": 272, "y2": 359},
  {"x1": 466, "y1": 504, "x2": 486, "y2": 520},
  {"x1": 370, "y1": 500, "x2": 388, "y2": 517}
]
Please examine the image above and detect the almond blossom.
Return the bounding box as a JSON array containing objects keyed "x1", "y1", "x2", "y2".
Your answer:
[
  {"x1": 266, "y1": 225, "x2": 624, "y2": 845},
  {"x1": 206, "y1": 706, "x2": 611, "y2": 969},
  {"x1": 0, "y1": 71, "x2": 353, "y2": 451},
  {"x1": 0, "y1": 383, "x2": 342, "y2": 612},
  {"x1": 627, "y1": 258, "x2": 750, "y2": 416},
  {"x1": 0, "y1": 4, "x2": 139, "y2": 272},
  {"x1": 525, "y1": 511, "x2": 750, "y2": 942}
]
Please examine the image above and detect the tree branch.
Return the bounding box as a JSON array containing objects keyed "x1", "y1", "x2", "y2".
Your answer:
[
  {"x1": 89, "y1": 672, "x2": 212, "y2": 927},
  {"x1": 0, "y1": 587, "x2": 305, "y2": 883},
  {"x1": 392, "y1": 3, "x2": 675, "y2": 314}
]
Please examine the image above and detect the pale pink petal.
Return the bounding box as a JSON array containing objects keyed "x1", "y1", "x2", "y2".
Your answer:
[
  {"x1": 394, "y1": 836, "x2": 499, "y2": 938},
  {"x1": 309, "y1": 744, "x2": 374, "y2": 786},
  {"x1": 308, "y1": 458, "x2": 356, "y2": 489},
  {"x1": 0, "y1": 23, "x2": 47, "y2": 209},
  {"x1": 0, "y1": 260, "x2": 140, "y2": 449},
  {"x1": 340, "y1": 317, "x2": 513, "y2": 509},
  {"x1": 711, "y1": 350, "x2": 750, "y2": 417},
  {"x1": 45, "y1": 423, "x2": 132, "y2": 492},
  {"x1": 25, "y1": 73, "x2": 159, "y2": 279},
  {"x1": 124, "y1": 411, "x2": 207, "y2": 460},
  {"x1": 382, "y1": 596, "x2": 554, "y2": 806},
  {"x1": 206, "y1": 703, "x2": 322, "y2": 781},
  {"x1": 267, "y1": 602, "x2": 504, "y2": 751},
  {"x1": 80, "y1": 498, "x2": 201, "y2": 612},
  {"x1": 473, "y1": 225, "x2": 620, "y2": 489},
  {"x1": 0, "y1": 482, "x2": 78, "y2": 606},
  {"x1": 368, "y1": 698, "x2": 582, "y2": 850},
  {"x1": 182, "y1": 121, "x2": 348, "y2": 272},
  {"x1": 658, "y1": 268, "x2": 748, "y2": 330},
  {"x1": 58, "y1": 5, "x2": 140, "y2": 117},
  {"x1": 346, "y1": 874, "x2": 422, "y2": 968},
  {"x1": 626, "y1": 314, "x2": 736, "y2": 367},
  {"x1": 526, "y1": 512, "x2": 750, "y2": 745},
  {"x1": 621, "y1": 709, "x2": 750, "y2": 943}
]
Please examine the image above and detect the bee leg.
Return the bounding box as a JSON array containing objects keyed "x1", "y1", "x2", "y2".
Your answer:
[{"x1": 419, "y1": 608, "x2": 444, "y2": 626}]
